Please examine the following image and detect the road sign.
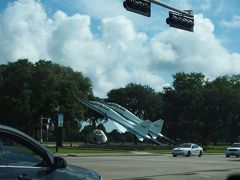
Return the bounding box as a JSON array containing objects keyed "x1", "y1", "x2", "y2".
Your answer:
[{"x1": 58, "y1": 113, "x2": 64, "y2": 127}]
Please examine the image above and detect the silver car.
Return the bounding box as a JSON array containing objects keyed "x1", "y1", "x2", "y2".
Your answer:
[
  {"x1": 225, "y1": 143, "x2": 240, "y2": 158},
  {"x1": 172, "y1": 143, "x2": 203, "y2": 157}
]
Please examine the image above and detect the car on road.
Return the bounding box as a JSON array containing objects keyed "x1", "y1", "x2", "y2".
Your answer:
[
  {"x1": 225, "y1": 143, "x2": 240, "y2": 158},
  {"x1": 172, "y1": 143, "x2": 203, "y2": 157},
  {"x1": 0, "y1": 124, "x2": 102, "y2": 180}
]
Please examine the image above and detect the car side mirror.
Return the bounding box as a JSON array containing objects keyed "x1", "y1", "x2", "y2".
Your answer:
[{"x1": 53, "y1": 156, "x2": 67, "y2": 169}]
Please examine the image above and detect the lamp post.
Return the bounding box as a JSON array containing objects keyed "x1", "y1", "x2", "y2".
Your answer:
[{"x1": 46, "y1": 124, "x2": 49, "y2": 146}]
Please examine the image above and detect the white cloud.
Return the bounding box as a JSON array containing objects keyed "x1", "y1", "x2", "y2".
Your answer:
[
  {"x1": 169, "y1": 0, "x2": 192, "y2": 10},
  {"x1": 199, "y1": 0, "x2": 211, "y2": 11},
  {"x1": 221, "y1": 16, "x2": 240, "y2": 28},
  {"x1": 101, "y1": 16, "x2": 139, "y2": 43},
  {"x1": 151, "y1": 41, "x2": 177, "y2": 63},
  {"x1": 0, "y1": 0, "x2": 240, "y2": 98},
  {"x1": 168, "y1": 0, "x2": 211, "y2": 11},
  {"x1": 0, "y1": 0, "x2": 51, "y2": 62},
  {"x1": 75, "y1": 0, "x2": 124, "y2": 19},
  {"x1": 48, "y1": 10, "x2": 108, "y2": 70},
  {"x1": 149, "y1": 14, "x2": 240, "y2": 77}
]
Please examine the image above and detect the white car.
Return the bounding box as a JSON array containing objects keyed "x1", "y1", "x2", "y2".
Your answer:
[
  {"x1": 225, "y1": 143, "x2": 240, "y2": 158},
  {"x1": 172, "y1": 143, "x2": 203, "y2": 157}
]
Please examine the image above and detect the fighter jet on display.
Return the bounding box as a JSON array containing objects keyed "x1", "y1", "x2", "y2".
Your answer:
[
  {"x1": 79, "y1": 98, "x2": 151, "y2": 141},
  {"x1": 105, "y1": 102, "x2": 164, "y2": 139},
  {"x1": 104, "y1": 102, "x2": 176, "y2": 145}
]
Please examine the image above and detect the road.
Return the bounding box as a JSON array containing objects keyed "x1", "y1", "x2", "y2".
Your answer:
[{"x1": 64, "y1": 153, "x2": 240, "y2": 180}]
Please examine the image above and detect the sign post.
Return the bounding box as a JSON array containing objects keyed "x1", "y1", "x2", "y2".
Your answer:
[
  {"x1": 58, "y1": 113, "x2": 64, "y2": 147},
  {"x1": 40, "y1": 116, "x2": 43, "y2": 143},
  {"x1": 46, "y1": 124, "x2": 49, "y2": 146}
]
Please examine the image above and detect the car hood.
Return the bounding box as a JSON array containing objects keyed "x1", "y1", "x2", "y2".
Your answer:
[
  {"x1": 173, "y1": 147, "x2": 191, "y2": 151},
  {"x1": 65, "y1": 164, "x2": 101, "y2": 180}
]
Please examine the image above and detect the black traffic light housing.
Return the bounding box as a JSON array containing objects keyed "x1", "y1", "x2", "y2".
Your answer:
[
  {"x1": 123, "y1": 0, "x2": 151, "y2": 17},
  {"x1": 166, "y1": 11, "x2": 194, "y2": 32}
]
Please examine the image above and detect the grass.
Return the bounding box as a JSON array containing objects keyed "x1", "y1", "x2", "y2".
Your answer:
[
  {"x1": 203, "y1": 145, "x2": 228, "y2": 153},
  {"x1": 45, "y1": 143, "x2": 229, "y2": 154},
  {"x1": 48, "y1": 147, "x2": 127, "y2": 154}
]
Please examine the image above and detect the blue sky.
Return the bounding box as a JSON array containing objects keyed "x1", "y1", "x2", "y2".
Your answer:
[{"x1": 0, "y1": 0, "x2": 240, "y2": 98}]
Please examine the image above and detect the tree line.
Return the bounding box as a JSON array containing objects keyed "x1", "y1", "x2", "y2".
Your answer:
[
  {"x1": 1, "y1": 59, "x2": 240, "y2": 145},
  {"x1": 0, "y1": 59, "x2": 93, "y2": 141}
]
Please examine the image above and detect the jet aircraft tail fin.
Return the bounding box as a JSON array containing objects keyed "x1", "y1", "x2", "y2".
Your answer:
[
  {"x1": 149, "y1": 119, "x2": 164, "y2": 139},
  {"x1": 132, "y1": 120, "x2": 151, "y2": 141}
]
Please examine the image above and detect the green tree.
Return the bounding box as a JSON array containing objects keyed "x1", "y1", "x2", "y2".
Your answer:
[
  {"x1": 0, "y1": 59, "x2": 93, "y2": 141},
  {"x1": 107, "y1": 129, "x2": 124, "y2": 143},
  {"x1": 0, "y1": 59, "x2": 33, "y2": 132},
  {"x1": 200, "y1": 77, "x2": 231, "y2": 144},
  {"x1": 30, "y1": 60, "x2": 93, "y2": 141},
  {"x1": 162, "y1": 72, "x2": 240, "y2": 145},
  {"x1": 96, "y1": 123, "x2": 107, "y2": 134},
  {"x1": 79, "y1": 124, "x2": 95, "y2": 144},
  {"x1": 162, "y1": 72, "x2": 205, "y2": 142}
]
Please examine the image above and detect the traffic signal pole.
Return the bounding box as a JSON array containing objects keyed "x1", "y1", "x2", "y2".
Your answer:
[{"x1": 149, "y1": 0, "x2": 193, "y2": 17}]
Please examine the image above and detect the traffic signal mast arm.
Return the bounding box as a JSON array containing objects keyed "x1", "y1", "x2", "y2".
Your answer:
[
  {"x1": 149, "y1": 0, "x2": 193, "y2": 18},
  {"x1": 123, "y1": 0, "x2": 194, "y2": 32}
]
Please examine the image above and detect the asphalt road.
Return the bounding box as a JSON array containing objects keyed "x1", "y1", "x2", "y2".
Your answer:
[{"x1": 65, "y1": 154, "x2": 240, "y2": 180}]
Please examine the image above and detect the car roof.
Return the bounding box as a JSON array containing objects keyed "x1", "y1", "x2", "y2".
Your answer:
[
  {"x1": 180, "y1": 143, "x2": 200, "y2": 146},
  {"x1": 0, "y1": 124, "x2": 33, "y2": 138},
  {"x1": 0, "y1": 124, "x2": 54, "y2": 163},
  {"x1": 0, "y1": 124, "x2": 43, "y2": 146}
]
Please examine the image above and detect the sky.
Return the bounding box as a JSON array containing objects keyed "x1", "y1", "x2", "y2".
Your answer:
[{"x1": 0, "y1": 0, "x2": 240, "y2": 98}]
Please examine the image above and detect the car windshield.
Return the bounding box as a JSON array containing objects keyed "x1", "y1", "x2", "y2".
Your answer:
[
  {"x1": 179, "y1": 143, "x2": 192, "y2": 148},
  {"x1": 230, "y1": 143, "x2": 240, "y2": 147}
]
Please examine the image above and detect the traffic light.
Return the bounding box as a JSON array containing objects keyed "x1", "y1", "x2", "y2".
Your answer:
[
  {"x1": 123, "y1": 0, "x2": 151, "y2": 17},
  {"x1": 166, "y1": 11, "x2": 194, "y2": 32}
]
